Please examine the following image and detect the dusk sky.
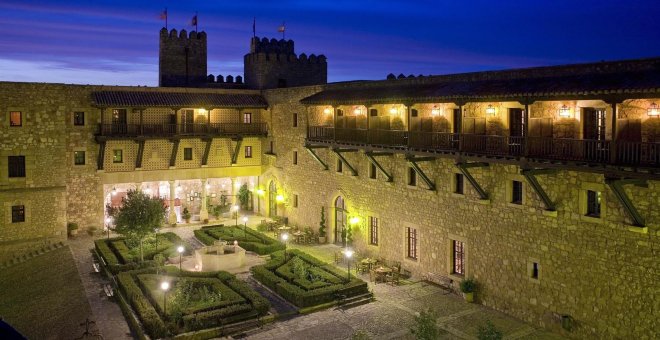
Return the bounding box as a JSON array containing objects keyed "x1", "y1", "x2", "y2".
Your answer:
[{"x1": 1, "y1": 0, "x2": 659, "y2": 86}]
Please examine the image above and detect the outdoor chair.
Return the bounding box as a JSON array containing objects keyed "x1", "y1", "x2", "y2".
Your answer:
[{"x1": 386, "y1": 270, "x2": 400, "y2": 286}]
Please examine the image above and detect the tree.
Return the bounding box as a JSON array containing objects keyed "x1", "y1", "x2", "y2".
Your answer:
[
  {"x1": 318, "y1": 207, "x2": 326, "y2": 238},
  {"x1": 410, "y1": 309, "x2": 439, "y2": 340},
  {"x1": 237, "y1": 184, "x2": 250, "y2": 209},
  {"x1": 112, "y1": 189, "x2": 166, "y2": 262}
]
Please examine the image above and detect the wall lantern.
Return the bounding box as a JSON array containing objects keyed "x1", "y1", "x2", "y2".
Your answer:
[
  {"x1": 389, "y1": 107, "x2": 399, "y2": 115},
  {"x1": 198, "y1": 108, "x2": 207, "y2": 115},
  {"x1": 256, "y1": 189, "x2": 265, "y2": 196},
  {"x1": 349, "y1": 216, "x2": 361, "y2": 225},
  {"x1": 276, "y1": 194, "x2": 284, "y2": 202},
  {"x1": 431, "y1": 106, "x2": 441, "y2": 116},
  {"x1": 486, "y1": 105, "x2": 496, "y2": 115},
  {"x1": 648, "y1": 102, "x2": 659, "y2": 117},
  {"x1": 353, "y1": 107, "x2": 363, "y2": 115},
  {"x1": 111, "y1": 187, "x2": 117, "y2": 195},
  {"x1": 559, "y1": 105, "x2": 571, "y2": 117},
  {"x1": 323, "y1": 107, "x2": 332, "y2": 115}
]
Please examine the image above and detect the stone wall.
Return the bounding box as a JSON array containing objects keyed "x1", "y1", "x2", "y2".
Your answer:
[{"x1": 261, "y1": 86, "x2": 659, "y2": 339}]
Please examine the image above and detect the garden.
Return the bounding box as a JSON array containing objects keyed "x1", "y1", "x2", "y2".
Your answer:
[
  {"x1": 251, "y1": 249, "x2": 369, "y2": 308},
  {"x1": 194, "y1": 225, "x2": 285, "y2": 255},
  {"x1": 94, "y1": 232, "x2": 187, "y2": 274},
  {"x1": 117, "y1": 267, "x2": 270, "y2": 339}
]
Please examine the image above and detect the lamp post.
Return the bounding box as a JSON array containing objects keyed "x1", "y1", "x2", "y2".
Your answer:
[
  {"x1": 242, "y1": 216, "x2": 248, "y2": 238},
  {"x1": 344, "y1": 249, "x2": 354, "y2": 280},
  {"x1": 160, "y1": 281, "x2": 170, "y2": 316},
  {"x1": 177, "y1": 246, "x2": 184, "y2": 271},
  {"x1": 233, "y1": 205, "x2": 239, "y2": 226},
  {"x1": 105, "y1": 217, "x2": 112, "y2": 240},
  {"x1": 281, "y1": 233, "x2": 289, "y2": 261}
]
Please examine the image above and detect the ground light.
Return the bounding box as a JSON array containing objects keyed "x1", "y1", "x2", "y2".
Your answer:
[
  {"x1": 344, "y1": 249, "x2": 354, "y2": 280},
  {"x1": 281, "y1": 233, "x2": 289, "y2": 261},
  {"x1": 232, "y1": 205, "x2": 239, "y2": 226},
  {"x1": 160, "y1": 281, "x2": 170, "y2": 315},
  {"x1": 177, "y1": 246, "x2": 184, "y2": 271}
]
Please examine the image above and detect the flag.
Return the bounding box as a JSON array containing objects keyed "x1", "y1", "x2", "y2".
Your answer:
[
  {"x1": 191, "y1": 14, "x2": 198, "y2": 26},
  {"x1": 159, "y1": 8, "x2": 167, "y2": 20},
  {"x1": 278, "y1": 22, "x2": 285, "y2": 33}
]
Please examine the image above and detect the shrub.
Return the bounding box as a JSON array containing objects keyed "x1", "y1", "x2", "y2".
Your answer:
[
  {"x1": 477, "y1": 320, "x2": 503, "y2": 340},
  {"x1": 117, "y1": 272, "x2": 169, "y2": 338},
  {"x1": 410, "y1": 309, "x2": 439, "y2": 340},
  {"x1": 460, "y1": 278, "x2": 477, "y2": 293},
  {"x1": 182, "y1": 207, "x2": 191, "y2": 222},
  {"x1": 67, "y1": 222, "x2": 79, "y2": 232},
  {"x1": 194, "y1": 226, "x2": 284, "y2": 255}
]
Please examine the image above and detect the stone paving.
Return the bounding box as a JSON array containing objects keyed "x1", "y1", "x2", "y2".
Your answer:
[{"x1": 68, "y1": 234, "x2": 133, "y2": 340}]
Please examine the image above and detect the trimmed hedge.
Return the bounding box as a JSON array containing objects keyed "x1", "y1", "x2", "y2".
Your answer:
[
  {"x1": 194, "y1": 226, "x2": 284, "y2": 255},
  {"x1": 117, "y1": 271, "x2": 169, "y2": 338},
  {"x1": 95, "y1": 233, "x2": 186, "y2": 274},
  {"x1": 251, "y1": 249, "x2": 369, "y2": 308}
]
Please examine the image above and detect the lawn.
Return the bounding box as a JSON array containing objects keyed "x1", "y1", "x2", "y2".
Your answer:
[
  {"x1": 194, "y1": 225, "x2": 284, "y2": 255},
  {"x1": 0, "y1": 246, "x2": 93, "y2": 340},
  {"x1": 251, "y1": 249, "x2": 369, "y2": 308},
  {"x1": 117, "y1": 267, "x2": 270, "y2": 338},
  {"x1": 95, "y1": 232, "x2": 188, "y2": 273}
]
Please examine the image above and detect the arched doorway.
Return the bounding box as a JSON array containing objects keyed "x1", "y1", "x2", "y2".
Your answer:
[
  {"x1": 334, "y1": 196, "x2": 346, "y2": 246},
  {"x1": 269, "y1": 181, "x2": 277, "y2": 217}
]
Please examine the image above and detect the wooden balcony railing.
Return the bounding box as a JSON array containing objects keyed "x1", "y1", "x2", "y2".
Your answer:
[
  {"x1": 307, "y1": 126, "x2": 660, "y2": 167},
  {"x1": 98, "y1": 123, "x2": 268, "y2": 137}
]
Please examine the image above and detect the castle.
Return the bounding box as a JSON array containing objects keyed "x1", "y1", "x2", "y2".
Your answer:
[{"x1": 0, "y1": 28, "x2": 658, "y2": 339}]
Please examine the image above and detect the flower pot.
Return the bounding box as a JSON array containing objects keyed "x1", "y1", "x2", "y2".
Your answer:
[
  {"x1": 464, "y1": 292, "x2": 474, "y2": 303},
  {"x1": 318, "y1": 236, "x2": 326, "y2": 244}
]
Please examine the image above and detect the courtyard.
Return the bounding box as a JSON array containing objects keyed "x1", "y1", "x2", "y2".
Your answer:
[{"x1": 29, "y1": 215, "x2": 569, "y2": 339}]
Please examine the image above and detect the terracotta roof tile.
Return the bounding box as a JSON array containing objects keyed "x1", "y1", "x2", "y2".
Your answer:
[{"x1": 92, "y1": 91, "x2": 268, "y2": 108}]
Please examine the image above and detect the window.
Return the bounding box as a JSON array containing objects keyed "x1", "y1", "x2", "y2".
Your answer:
[
  {"x1": 292, "y1": 151, "x2": 298, "y2": 165},
  {"x1": 244, "y1": 146, "x2": 252, "y2": 158},
  {"x1": 10, "y1": 111, "x2": 22, "y2": 127},
  {"x1": 455, "y1": 173, "x2": 464, "y2": 194},
  {"x1": 292, "y1": 113, "x2": 298, "y2": 127},
  {"x1": 293, "y1": 194, "x2": 298, "y2": 208},
  {"x1": 184, "y1": 148, "x2": 193, "y2": 160},
  {"x1": 337, "y1": 109, "x2": 344, "y2": 117},
  {"x1": 369, "y1": 217, "x2": 379, "y2": 245},
  {"x1": 406, "y1": 227, "x2": 417, "y2": 259},
  {"x1": 368, "y1": 163, "x2": 377, "y2": 179},
  {"x1": 113, "y1": 150, "x2": 123, "y2": 163},
  {"x1": 73, "y1": 111, "x2": 85, "y2": 126},
  {"x1": 74, "y1": 151, "x2": 86, "y2": 165},
  {"x1": 370, "y1": 109, "x2": 378, "y2": 117},
  {"x1": 411, "y1": 109, "x2": 418, "y2": 117},
  {"x1": 531, "y1": 262, "x2": 539, "y2": 280},
  {"x1": 408, "y1": 167, "x2": 417, "y2": 186},
  {"x1": 337, "y1": 158, "x2": 343, "y2": 172},
  {"x1": 11, "y1": 205, "x2": 25, "y2": 223},
  {"x1": 511, "y1": 180, "x2": 523, "y2": 204},
  {"x1": 269, "y1": 141, "x2": 274, "y2": 154},
  {"x1": 452, "y1": 240, "x2": 465, "y2": 276},
  {"x1": 243, "y1": 113, "x2": 252, "y2": 124},
  {"x1": 8, "y1": 156, "x2": 26, "y2": 178},
  {"x1": 586, "y1": 190, "x2": 601, "y2": 217}
]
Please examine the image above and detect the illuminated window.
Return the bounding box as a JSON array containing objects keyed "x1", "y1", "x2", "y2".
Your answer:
[
  {"x1": 12, "y1": 205, "x2": 25, "y2": 223},
  {"x1": 184, "y1": 148, "x2": 193, "y2": 160},
  {"x1": 73, "y1": 111, "x2": 85, "y2": 126},
  {"x1": 8, "y1": 156, "x2": 25, "y2": 178},
  {"x1": 244, "y1": 146, "x2": 252, "y2": 158},
  {"x1": 369, "y1": 217, "x2": 379, "y2": 245},
  {"x1": 243, "y1": 113, "x2": 252, "y2": 124},
  {"x1": 74, "y1": 151, "x2": 86, "y2": 165},
  {"x1": 10, "y1": 111, "x2": 22, "y2": 127},
  {"x1": 452, "y1": 240, "x2": 465, "y2": 276},
  {"x1": 406, "y1": 227, "x2": 417, "y2": 259},
  {"x1": 113, "y1": 150, "x2": 123, "y2": 163}
]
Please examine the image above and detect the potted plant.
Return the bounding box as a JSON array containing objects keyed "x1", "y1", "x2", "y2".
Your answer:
[
  {"x1": 460, "y1": 278, "x2": 477, "y2": 303},
  {"x1": 182, "y1": 207, "x2": 191, "y2": 223},
  {"x1": 318, "y1": 207, "x2": 327, "y2": 244},
  {"x1": 67, "y1": 222, "x2": 79, "y2": 237}
]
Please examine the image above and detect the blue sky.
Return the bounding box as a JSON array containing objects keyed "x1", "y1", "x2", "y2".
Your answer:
[{"x1": 0, "y1": 0, "x2": 659, "y2": 85}]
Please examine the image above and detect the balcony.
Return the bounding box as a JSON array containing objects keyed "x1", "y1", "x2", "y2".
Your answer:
[
  {"x1": 307, "y1": 126, "x2": 660, "y2": 168},
  {"x1": 98, "y1": 123, "x2": 268, "y2": 139}
]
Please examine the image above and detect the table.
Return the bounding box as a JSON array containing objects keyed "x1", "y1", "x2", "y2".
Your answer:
[
  {"x1": 360, "y1": 258, "x2": 378, "y2": 273},
  {"x1": 292, "y1": 231, "x2": 304, "y2": 244},
  {"x1": 372, "y1": 266, "x2": 392, "y2": 283},
  {"x1": 275, "y1": 226, "x2": 291, "y2": 239}
]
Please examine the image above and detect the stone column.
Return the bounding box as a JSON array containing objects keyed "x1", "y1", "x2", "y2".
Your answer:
[
  {"x1": 200, "y1": 178, "x2": 209, "y2": 221},
  {"x1": 230, "y1": 178, "x2": 236, "y2": 205},
  {"x1": 168, "y1": 180, "x2": 177, "y2": 224}
]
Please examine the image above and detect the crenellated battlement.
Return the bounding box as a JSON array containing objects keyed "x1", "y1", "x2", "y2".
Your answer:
[
  {"x1": 244, "y1": 52, "x2": 327, "y2": 64},
  {"x1": 160, "y1": 28, "x2": 207, "y2": 42},
  {"x1": 159, "y1": 28, "x2": 208, "y2": 87},
  {"x1": 250, "y1": 37, "x2": 294, "y2": 54}
]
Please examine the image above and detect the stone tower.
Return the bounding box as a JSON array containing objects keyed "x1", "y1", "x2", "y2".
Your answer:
[
  {"x1": 159, "y1": 28, "x2": 208, "y2": 87},
  {"x1": 244, "y1": 37, "x2": 327, "y2": 89}
]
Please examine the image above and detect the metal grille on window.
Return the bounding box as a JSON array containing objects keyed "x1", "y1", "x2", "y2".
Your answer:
[
  {"x1": 453, "y1": 240, "x2": 465, "y2": 275},
  {"x1": 407, "y1": 227, "x2": 417, "y2": 259},
  {"x1": 370, "y1": 217, "x2": 379, "y2": 245}
]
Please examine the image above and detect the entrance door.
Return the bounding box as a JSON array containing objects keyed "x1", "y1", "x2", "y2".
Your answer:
[
  {"x1": 582, "y1": 108, "x2": 608, "y2": 161},
  {"x1": 268, "y1": 181, "x2": 277, "y2": 217},
  {"x1": 509, "y1": 108, "x2": 524, "y2": 137},
  {"x1": 334, "y1": 196, "x2": 346, "y2": 246},
  {"x1": 182, "y1": 109, "x2": 194, "y2": 134},
  {"x1": 112, "y1": 109, "x2": 127, "y2": 134}
]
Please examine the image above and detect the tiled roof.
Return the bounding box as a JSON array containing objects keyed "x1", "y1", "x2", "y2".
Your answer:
[
  {"x1": 301, "y1": 70, "x2": 660, "y2": 105},
  {"x1": 92, "y1": 91, "x2": 268, "y2": 108}
]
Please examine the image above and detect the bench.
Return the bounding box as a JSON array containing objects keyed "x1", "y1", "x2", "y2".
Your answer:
[
  {"x1": 92, "y1": 262, "x2": 100, "y2": 273},
  {"x1": 103, "y1": 284, "x2": 114, "y2": 297},
  {"x1": 422, "y1": 272, "x2": 455, "y2": 293}
]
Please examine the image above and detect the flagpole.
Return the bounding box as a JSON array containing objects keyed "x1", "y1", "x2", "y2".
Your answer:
[
  {"x1": 253, "y1": 17, "x2": 256, "y2": 38},
  {"x1": 165, "y1": 8, "x2": 168, "y2": 30},
  {"x1": 196, "y1": 12, "x2": 198, "y2": 32}
]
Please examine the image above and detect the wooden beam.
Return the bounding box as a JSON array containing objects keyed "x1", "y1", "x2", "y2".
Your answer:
[
  {"x1": 305, "y1": 145, "x2": 329, "y2": 170},
  {"x1": 521, "y1": 169, "x2": 556, "y2": 211},
  {"x1": 201, "y1": 138, "x2": 213, "y2": 166},
  {"x1": 135, "y1": 140, "x2": 145, "y2": 169},
  {"x1": 332, "y1": 148, "x2": 358, "y2": 176},
  {"x1": 231, "y1": 138, "x2": 243, "y2": 164},
  {"x1": 365, "y1": 152, "x2": 393, "y2": 182},
  {"x1": 456, "y1": 162, "x2": 488, "y2": 199},
  {"x1": 408, "y1": 159, "x2": 436, "y2": 191},
  {"x1": 97, "y1": 141, "x2": 106, "y2": 170},
  {"x1": 606, "y1": 178, "x2": 647, "y2": 227},
  {"x1": 169, "y1": 139, "x2": 180, "y2": 167}
]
